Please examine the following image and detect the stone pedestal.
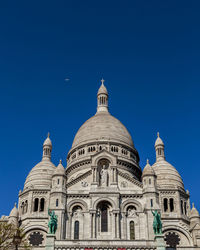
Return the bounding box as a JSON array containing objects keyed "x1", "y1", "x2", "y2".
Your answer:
[
  {"x1": 45, "y1": 234, "x2": 56, "y2": 250},
  {"x1": 155, "y1": 234, "x2": 166, "y2": 250}
]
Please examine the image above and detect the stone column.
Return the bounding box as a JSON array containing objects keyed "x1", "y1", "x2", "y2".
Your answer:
[
  {"x1": 91, "y1": 166, "x2": 98, "y2": 187},
  {"x1": 113, "y1": 210, "x2": 120, "y2": 239},
  {"x1": 116, "y1": 212, "x2": 120, "y2": 238},
  {"x1": 90, "y1": 210, "x2": 96, "y2": 239},
  {"x1": 45, "y1": 234, "x2": 56, "y2": 250},
  {"x1": 121, "y1": 212, "x2": 127, "y2": 239},
  {"x1": 93, "y1": 212, "x2": 96, "y2": 238},
  {"x1": 90, "y1": 213, "x2": 93, "y2": 238},
  {"x1": 66, "y1": 212, "x2": 72, "y2": 239},
  {"x1": 110, "y1": 166, "x2": 117, "y2": 186}
]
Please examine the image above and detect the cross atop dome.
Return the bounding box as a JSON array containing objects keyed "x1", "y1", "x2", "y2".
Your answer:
[
  {"x1": 97, "y1": 79, "x2": 109, "y2": 113},
  {"x1": 101, "y1": 78, "x2": 105, "y2": 85}
]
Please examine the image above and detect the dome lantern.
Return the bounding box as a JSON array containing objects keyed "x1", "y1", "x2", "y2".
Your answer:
[
  {"x1": 97, "y1": 79, "x2": 109, "y2": 113},
  {"x1": 42, "y1": 132, "x2": 52, "y2": 161},
  {"x1": 155, "y1": 132, "x2": 165, "y2": 162}
]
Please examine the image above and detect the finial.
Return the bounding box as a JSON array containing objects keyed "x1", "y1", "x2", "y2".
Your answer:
[
  {"x1": 101, "y1": 78, "x2": 105, "y2": 85},
  {"x1": 157, "y1": 132, "x2": 160, "y2": 137},
  {"x1": 59, "y1": 159, "x2": 62, "y2": 164},
  {"x1": 47, "y1": 132, "x2": 50, "y2": 138},
  {"x1": 192, "y1": 203, "x2": 195, "y2": 208},
  {"x1": 147, "y1": 159, "x2": 149, "y2": 164},
  {"x1": 14, "y1": 203, "x2": 17, "y2": 207}
]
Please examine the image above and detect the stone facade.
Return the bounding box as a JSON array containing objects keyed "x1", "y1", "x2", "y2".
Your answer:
[{"x1": 1, "y1": 80, "x2": 200, "y2": 250}]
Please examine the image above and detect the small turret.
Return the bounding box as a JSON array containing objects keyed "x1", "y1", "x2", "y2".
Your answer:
[
  {"x1": 8, "y1": 203, "x2": 19, "y2": 227},
  {"x1": 190, "y1": 203, "x2": 200, "y2": 227},
  {"x1": 155, "y1": 132, "x2": 165, "y2": 162},
  {"x1": 142, "y1": 159, "x2": 158, "y2": 209},
  {"x1": 42, "y1": 132, "x2": 52, "y2": 161},
  {"x1": 97, "y1": 79, "x2": 109, "y2": 113}
]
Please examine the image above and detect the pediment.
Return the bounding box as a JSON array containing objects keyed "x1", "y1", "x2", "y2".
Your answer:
[
  {"x1": 91, "y1": 149, "x2": 117, "y2": 166},
  {"x1": 118, "y1": 170, "x2": 143, "y2": 189},
  {"x1": 66, "y1": 170, "x2": 92, "y2": 188}
]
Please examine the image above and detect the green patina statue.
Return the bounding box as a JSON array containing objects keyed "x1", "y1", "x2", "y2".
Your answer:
[
  {"x1": 152, "y1": 210, "x2": 162, "y2": 235},
  {"x1": 48, "y1": 209, "x2": 58, "y2": 234}
]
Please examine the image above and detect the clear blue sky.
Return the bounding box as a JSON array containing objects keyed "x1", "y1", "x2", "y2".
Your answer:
[{"x1": 0, "y1": 0, "x2": 200, "y2": 215}]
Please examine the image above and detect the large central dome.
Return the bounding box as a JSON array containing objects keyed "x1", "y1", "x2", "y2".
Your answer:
[
  {"x1": 72, "y1": 111, "x2": 134, "y2": 148},
  {"x1": 71, "y1": 80, "x2": 135, "y2": 150}
]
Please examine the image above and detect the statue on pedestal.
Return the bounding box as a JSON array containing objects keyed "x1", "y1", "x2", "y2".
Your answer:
[
  {"x1": 48, "y1": 209, "x2": 58, "y2": 234},
  {"x1": 152, "y1": 210, "x2": 162, "y2": 235},
  {"x1": 100, "y1": 165, "x2": 108, "y2": 186}
]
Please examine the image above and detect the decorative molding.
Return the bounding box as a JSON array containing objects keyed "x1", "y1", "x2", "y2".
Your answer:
[
  {"x1": 118, "y1": 170, "x2": 143, "y2": 188},
  {"x1": 66, "y1": 170, "x2": 92, "y2": 188}
]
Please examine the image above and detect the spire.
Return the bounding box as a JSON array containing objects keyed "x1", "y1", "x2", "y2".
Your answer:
[
  {"x1": 155, "y1": 132, "x2": 165, "y2": 162},
  {"x1": 97, "y1": 79, "x2": 109, "y2": 113},
  {"x1": 42, "y1": 132, "x2": 52, "y2": 161}
]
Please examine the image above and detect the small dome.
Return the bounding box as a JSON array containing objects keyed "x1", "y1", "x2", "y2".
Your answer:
[
  {"x1": 9, "y1": 203, "x2": 18, "y2": 218},
  {"x1": 152, "y1": 160, "x2": 184, "y2": 190},
  {"x1": 97, "y1": 81, "x2": 108, "y2": 96},
  {"x1": 142, "y1": 160, "x2": 155, "y2": 177},
  {"x1": 72, "y1": 112, "x2": 134, "y2": 149},
  {"x1": 43, "y1": 134, "x2": 52, "y2": 147},
  {"x1": 155, "y1": 132, "x2": 164, "y2": 147},
  {"x1": 54, "y1": 160, "x2": 65, "y2": 175},
  {"x1": 190, "y1": 203, "x2": 200, "y2": 218},
  {"x1": 24, "y1": 160, "x2": 56, "y2": 189}
]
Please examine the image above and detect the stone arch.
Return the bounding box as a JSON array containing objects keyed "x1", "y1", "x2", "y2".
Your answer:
[
  {"x1": 121, "y1": 199, "x2": 143, "y2": 212},
  {"x1": 95, "y1": 154, "x2": 113, "y2": 166},
  {"x1": 93, "y1": 197, "x2": 116, "y2": 210},
  {"x1": 24, "y1": 225, "x2": 47, "y2": 234},
  {"x1": 163, "y1": 225, "x2": 193, "y2": 246},
  {"x1": 67, "y1": 199, "x2": 88, "y2": 212}
]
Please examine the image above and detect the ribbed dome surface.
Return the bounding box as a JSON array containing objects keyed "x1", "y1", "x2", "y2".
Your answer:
[
  {"x1": 72, "y1": 112, "x2": 134, "y2": 148},
  {"x1": 152, "y1": 160, "x2": 184, "y2": 190},
  {"x1": 142, "y1": 161, "x2": 155, "y2": 177},
  {"x1": 54, "y1": 160, "x2": 65, "y2": 175},
  {"x1": 9, "y1": 204, "x2": 18, "y2": 218},
  {"x1": 24, "y1": 160, "x2": 56, "y2": 189},
  {"x1": 190, "y1": 207, "x2": 199, "y2": 218}
]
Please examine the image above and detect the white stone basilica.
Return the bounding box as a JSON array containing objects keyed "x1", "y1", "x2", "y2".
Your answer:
[{"x1": 1, "y1": 81, "x2": 200, "y2": 249}]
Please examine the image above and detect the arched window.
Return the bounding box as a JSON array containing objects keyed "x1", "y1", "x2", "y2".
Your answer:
[
  {"x1": 57, "y1": 179, "x2": 60, "y2": 185},
  {"x1": 34, "y1": 198, "x2": 39, "y2": 212},
  {"x1": 56, "y1": 199, "x2": 59, "y2": 207},
  {"x1": 181, "y1": 200, "x2": 183, "y2": 214},
  {"x1": 101, "y1": 205, "x2": 108, "y2": 232},
  {"x1": 74, "y1": 221, "x2": 79, "y2": 239},
  {"x1": 25, "y1": 200, "x2": 28, "y2": 213},
  {"x1": 21, "y1": 202, "x2": 24, "y2": 214},
  {"x1": 149, "y1": 178, "x2": 151, "y2": 185},
  {"x1": 150, "y1": 199, "x2": 153, "y2": 207},
  {"x1": 130, "y1": 221, "x2": 135, "y2": 240},
  {"x1": 184, "y1": 202, "x2": 187, "y2": 215},
  {"x1": 169, "y1": 198, "x2": 174, "y2": 212},
  {"x1": 164, "y1": 198, "x2": 168, "y2": 212},
  {"x1": 40, "y1": 198, "x2": 45, "y2": 212}
]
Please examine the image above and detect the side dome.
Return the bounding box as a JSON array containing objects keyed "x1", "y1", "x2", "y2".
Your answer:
[
  {"x1": 72, "y1": 112, "x2": 134, "y2": 149},
  {"x1": 142, "y1": 159, "x2": 155, "y2": 177},
  {"x1": 152, "y1": 160, "x2": 184, "y2": 190},
  {"x1": 24, "y1": 134, "x2": 56, "y2": 189},
  {"x1": 9, "y1": 203, "x2": 18, "y2": 218},
  {"x1": 24, "y1": 160, "x2": 56, "y2": 189},
  {"x1": 53, "y1": 160, "x2": 65, "y2": 175},
  {"x1": 190, "y1": 203, "x2": 200, "y2": 218}
]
